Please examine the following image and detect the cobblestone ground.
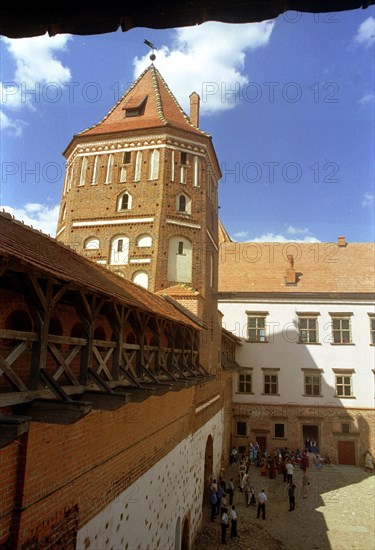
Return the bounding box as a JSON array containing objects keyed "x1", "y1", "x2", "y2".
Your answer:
[{"x1": 193, "y1": 457, "x2": 375, "y2": 550}]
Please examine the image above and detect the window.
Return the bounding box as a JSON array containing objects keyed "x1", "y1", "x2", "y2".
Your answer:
[
  {"x1": 118, "y1": 192, "x2": 132, "y2": 211},
  {"x1": 132, "y1": 271, "x2": 149, "y2": 289},
  {"x1": 136, "y1": 234, "x2": 152, "y2": 247},
  {"x1": 178, "y1": 194, "x2": 186, "y2": 212},
  {"x1": 134, "y1": 151, "x2": 142, "y2": 182},
  {"x1": 332, "y1": 316, "x2": 352, "y2": 344},
  {"x1": 369, "y1": 315, "x2": 375, "y2": 344},
  {"x1": 236, "y1": 421, "x2": 247, "y2": 437},
  {"x1": 123, "y1": 95, "x2": 147, "y2": 117},
  {"x1": 298, "y1": 316, "x2": 318, "y2": 343},
  {"x1": 264, "y1": 373, "x2": 278, "y2": 395},
  {"x1": 168, "y1": 236, "x2": 192, "y2": 283},
  {"x1": 238, "y1": 373, "x2": 252, "y2": 393},
  {"x1": 247, "y1": 314, "x2": 267, "y2": 342},
  {"x1": 193, "y1": 155, "x2": 199, "y2": 186},
  {"x1": 335, "y1": 374, "x2": 353, "y2": 397},
  {"x1": 305, "y1": 374, "x2": 321, "y2": 396},
  {"x1": 110, "y1": 236, "x2": 129, "y2": 265},
  {"x1": 275, "y1": 424, "x2": 285, "y2": 438},
  {"x1": 79, "y1": 156, "x2": 87, "y2": 186},
  {"x1": 342, "y1": 423, "x2": 350, "y2": 433},
  {"x1": 91, "y1": 155, "x2": 99, "y2": 185},
  {"x1": 84, "y1": 237, "x2": 99, "y2": 250},
  {"x1": 123, "y1": 151, "x2": 131, "y2": 164},
  {"x1": 119, "y1": 152, "x2": 131, "y2": 183},
  {"x1": 149, "y1": 149, "x2": 160, "y2": 180},
  {"x1": 170, "y1": 150, "x2": 175, "y2": 182},
  {"x1": 105, "y1": 153, "x2": 114, "y2": 184},
  {"x1": 180, "y1": 151, "x2": 187, "y2": 184},
  {"x1": 176, "y1": 193, "x2": 191, "y2": 214}
]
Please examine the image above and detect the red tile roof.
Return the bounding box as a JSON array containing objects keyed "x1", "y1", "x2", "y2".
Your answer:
[
  {"x1": 77, "y1": 64, "x2": 209, "y2": 138},
  {"x1": 0, "y1": 212, "x2": 202, "y2": 329},
  {"x1": 218, "y1": 226, "x2": 375, "y2": 294}
]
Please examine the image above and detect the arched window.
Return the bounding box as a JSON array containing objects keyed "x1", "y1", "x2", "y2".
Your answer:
[
  {"x1": 132, "y1": 271, "x2": 149, "y2": 289},
  {"x1": 118, "y1": 191, "x2": 132, "y2": 211},
  {"x1": 84, "y1": 237, "x2": 100, "y2": 250},
  {"x1": 149, "y1": 149, "x2": 160, "y2": 180},
  {"x1": 177, "y1": 193, "x2": 191, "y2": 214},
  {"x1": 168, "y1": 236, "x2": 192, "y2": 283},
  {"x1": 79, "y1": 156, "x2": 87, "y2": 186},
  {"x1": 60, "y1": 203, "x2": 66, "y2": 222},
  {"x1": 91, "y1": 155, "x2": 99, "y2": 185},
  {"x1": 134, "y1": 151, "x2": 142, "y2": 182},
  {"x1": 136, "y1": 234, "x2": 152, "y2": 247},
  {"x1": 105, "y1": 153, "x2": 114, "y2": 184},
  {"x1": 110, "y1": 236, "x2": 130, "y2": 265}
]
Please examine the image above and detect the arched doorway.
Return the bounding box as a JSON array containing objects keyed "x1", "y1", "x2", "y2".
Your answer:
[
  {"x1": 203, "y1": 435, "x2": 213, "y2": 505},
  {"x1": 181, "y1": 517, "x2": 189, "y2": 550}
]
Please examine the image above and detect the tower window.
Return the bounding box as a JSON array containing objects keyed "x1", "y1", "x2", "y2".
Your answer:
[
  {"x1": 118, "y1": 191, "x2": 132, "y2": 211},
  {"x1": 178, "y1": 241, "x2": 184, "y2": 255},
  {"x1": 180, "y1": 152, "x2": 187, "y2": 165},
  {"x1": 123, "y1": 151, "x2": 131, "y2": 164}
]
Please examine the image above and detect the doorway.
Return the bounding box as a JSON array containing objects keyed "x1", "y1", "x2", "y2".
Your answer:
[
  {"x1": 302, "y1": 425, "x2": 319, "y2": 452},
  {"x1": 338, "y1": 441, "x2": 355, "y2": 465}
]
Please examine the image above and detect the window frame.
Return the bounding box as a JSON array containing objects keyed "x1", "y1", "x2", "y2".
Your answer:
[
  {"x1": 330, "y1": 314, "x2": 353, "y2": 344},
  {"x1": 246, "y1": 313, "x2": 268, "y2": 343},
  {"x1": 335, "y1": 374, "x2": 353, "y2": 397},
  {"x1": 263, "y1": 372, "x2": 278, "y2": 395},
  {"x1": 236, "y1": 421, "x2": 247, "y2": 437},
  {"x1": 238, "y1": 373, "x2": 252, "y2": 394},
  {"x1": 304, "y1": 373, "x2": 321, "y2": 396},
  {"x1": 298, "y1": 315, "x2": 319, "y2": 343}
]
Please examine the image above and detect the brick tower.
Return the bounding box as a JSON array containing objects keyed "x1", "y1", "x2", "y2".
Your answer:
[{"x1": 56, "y1": 64, "x2": 222, "y2": 372}]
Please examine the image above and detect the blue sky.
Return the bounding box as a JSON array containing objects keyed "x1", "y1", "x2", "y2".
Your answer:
[{"x1": 1, "y1": 8, "x2": 374, "y2": 242}]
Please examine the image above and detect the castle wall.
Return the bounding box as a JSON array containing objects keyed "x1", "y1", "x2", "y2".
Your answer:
[{"x1": 76, "y1": 408, "x2": 224, "y2": 550}]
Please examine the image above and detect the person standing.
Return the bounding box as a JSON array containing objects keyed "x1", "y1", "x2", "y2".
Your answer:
[
  {"x1": 210, "y1": 490, "x2": 217, "y2": 521},
  {"x1": 288, "y1": 482, "x2": 296, "y2": 511},
  {"x1": 286, "y1": 460, "x2": 294, "y2": 484},
  {"x1": 230, "y1": 505, "x2": 238, "y2": 538},
  {"x1": 221, "y1": 507, "x2": 229, "y2": 544},
  {"x1": 302, "y1": 472, "x2": 310, "y2": 499},
  {"x1": 256, "y1": 488, "x2": 267, "y2": 520},
  {"x1": 228, "y1": 477, "x2": 235, "y2": 505}
]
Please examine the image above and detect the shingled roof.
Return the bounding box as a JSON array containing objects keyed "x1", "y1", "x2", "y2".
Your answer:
[
  {"x1": 218, "y1": 236, "x2": 375, "y2": 295},
  {"x1": 0, "y1": 211, "x2": 202, "y2": 329},
  {"x1": 75, "y1": 64, "x2": 209, "y2": 140}
]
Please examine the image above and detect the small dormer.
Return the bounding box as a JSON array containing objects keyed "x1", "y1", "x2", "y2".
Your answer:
[{"x1": 122, "y1": 95, "x2": 148, "y2": 118}]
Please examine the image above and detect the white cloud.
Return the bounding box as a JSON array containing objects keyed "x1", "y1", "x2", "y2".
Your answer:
[
  {"x1": 238, "y1": 232, "x2": 320, "y2": 243},
  {"x1": 361, "y1": 192, "x2": 374, "y2": 207},
  {"x1": 1, "y1": 33, "x2": 72, "y2": 134},
  {"x1": 0, "y1": 203, "x2": 60, "y2": 236},
  {"x1": 354, "y1": 17, "x2": 375, "y2": 48},
  {"x1": 0, "y1": 109, "x2": 27, "y2": 136},
  {"x1": 232, "y1": 230, "x2": 249, "y2": 239},
  {"x1": 133, "y1": 21, "x2": 275, "y2": 114},
  {"x1": 285, "y1": 225, "x2": 309, "y2": 235},
  {"x1": 359, "y1": 92, "x2": 375, "y2": 105}
]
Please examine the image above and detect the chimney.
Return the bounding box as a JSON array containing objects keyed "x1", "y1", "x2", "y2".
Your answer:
[
  {"x1": 286, "y1": 254, "x2": 296, "y2": 284},
  {"x1": 189, "y1": 92, "x2": 200, "y2": 127},
  {"x1": 338, "y1": 236, "x2": 347, "y2": 247}
]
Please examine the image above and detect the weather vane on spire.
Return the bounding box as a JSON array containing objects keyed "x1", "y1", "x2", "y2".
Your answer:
[{"x1": 144, "y1": 39, "x2": 157, "y2": 61}]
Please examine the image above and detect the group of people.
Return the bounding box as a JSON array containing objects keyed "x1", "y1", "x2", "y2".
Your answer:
[{"x1": 209, "y1": 478, "x2": 238, "y2": 544}]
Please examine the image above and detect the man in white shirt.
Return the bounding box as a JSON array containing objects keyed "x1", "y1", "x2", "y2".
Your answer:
[
  {"x1": 256, "y1": 489, "x2": 268, "y2": 520},
  {"x1": 230, "y1": 505, "x2": 238, "y2": 538},
  {"x1": 286, "y1": 460, "x2": 294, "y2": 484},
  {"x1": 221, "y1": 508, "x2": 229, "y2": 544}
]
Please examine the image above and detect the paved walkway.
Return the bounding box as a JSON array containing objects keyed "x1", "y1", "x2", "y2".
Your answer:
[{"x1": 194, "y1": 457, "x2": 375, "y2": 550}]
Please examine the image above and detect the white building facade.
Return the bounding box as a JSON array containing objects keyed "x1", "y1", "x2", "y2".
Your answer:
[{"x1": 218, "y1": 232, "x2": 375, "y2": 465}]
